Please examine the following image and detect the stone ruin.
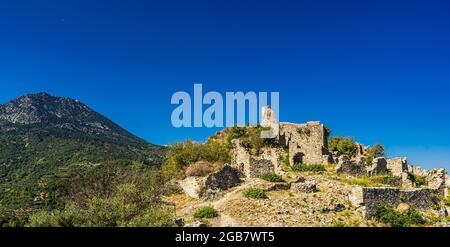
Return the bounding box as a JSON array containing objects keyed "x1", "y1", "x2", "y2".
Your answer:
[
  {"x1": 205, "y1": 106, "x2": 450, "y2": 216},
  {"x1": 230, "y1": 106, "x2": 332, "y2": 178},
  {"x1": 231, "y1": 139, "x2": 282, "y2": 178},
  {"x1": 231, "y1": 120, "x2": 331, "y2": 178},
  {"x1": 349, "y1": 160, "x2": 449, "y2": 217},
  {"x1": 279, "y1": 121, "x2": 331, "y2": 165},
  {"x1": 350, "y1": 186, "x2": 444, "y2": 218},
  {"x1": 179, "y1": 165, "x2": 241, "y2": 199}
]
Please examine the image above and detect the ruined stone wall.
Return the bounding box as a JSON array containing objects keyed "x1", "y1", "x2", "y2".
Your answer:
[
  {"x1": 205, "y1": 166, "x2": 241, "y2": 191},
  {"x1": 403, "y1": 164, "x2": 447, "y2": 192},
  {"x1": 260, "y1": 148, "x2": 282, "y2": 174},
  {"x1": 231, "y1": 139, "x2": 276, "y2": 178},
  {"x1": 350, "y1": 187, "x2": 443, "y2": 217},
  {"x1": 247, "y1": 158, "x2": 274, "y2": 178},
  {"x1": 387, "y1": 157, "x2": 408, "y2": 177},
  {"x1": 179, "y1": 166, "x2": 241, "y2": 199},
  {"x1": 231, "y1": 139, "x2": 252, "y2": 177},
  {"x1": 279, "y1": 121, "x2": 328, "y2": 165},
  {"x1": 179, "y1": 176, "x2": 205, "y2": 199},
  {"x1": 367, "y1": 157, "x2": 389, "y2": 175},
  {"x1": 446, "y1": 174, "x2": 450, "y2": 189},
  {"x1": 362, "y1": 187, "x2": 401, "y2": 216}
]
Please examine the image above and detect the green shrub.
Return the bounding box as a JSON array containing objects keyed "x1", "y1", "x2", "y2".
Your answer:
[
  {"x1": 328, "y1": 137, "x2": 358, "y2": 157},
  {"x1": 444, "y1": 195, "x2": 450, "y2": 207},
  {"x1": 407, "y1": 173, "x2": 428, "y2": 187},
  {"x1": 26, "y1": 169, "x2": 176, "y2": 227},
  {"x1": 242, "y1": 187, "x2": 267, "y2": 199},
  {"x1": 371, "y1": 205, "x2": 426, "y2": 227},
  {"x1": 292, "y1": 163, "x2": 326, "y2": 173},
  {"x1": 324, "y1": 125, "x2": 331, "y2": 140},
  {"x1": 260, "y1": 173, "x2": 284, "y2": 182},
  {"x1": 227, "y1": 126, "x2": 247, "y2": 140},
  {"x1": 27, "y1": 211, "x2": 59, "y2": 227},
  {"x1": 193, "y1": 206, "x2": 219, "y2": 219},
  {"x1": 330, "y1": 220, "x2": 346, "y2": 227},
  {"x1": 226, "y1": 126, "x2": 277, "y2": 155},
  {"x1": 162, "y1": 140, "x2": 231, "y2": 178},
  {"x1": 365, "y1": 144, "x2": 385, "y2": 166}
]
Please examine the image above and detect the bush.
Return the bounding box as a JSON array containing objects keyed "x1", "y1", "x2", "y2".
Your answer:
[
  {"x1": 330, "y1": 220, "x2": 346, "y2": 227},
  {"x1": 407, "y1": 173, "x2": 428, "y2": 187},
  {"x1": 185, "y1": 161, "x2": 215, "y2": 177},
  {"x1": 365, "y1": 144, "x2": 385, "y2": 166},
  {"x1": 162, "y1": 140, "x2": 231, "y2": 179},
  {"x1": 242, "y1": 187, "x2": 267, "y2": 199},
  {"x1": 292, "y1": 164, "x2": 326, "y2": 173},
  {"x1": 260, "y1": 173, "x2": 284, "y2": 182},
  {"x1": 324, "y1": 125, "x2": 331, "y2": 140},
  {"x1": 193, "y1": 206, "x2": 219, "y2": 219},
  {"x1": 444, "y1": 195, "x2": 450, "y2": 207},
  {"x1": 27, "y1": 167, "x2": 176, "y2": 227},
  {"x1": 227, "y1": 126, "x2": 277, "y2": 155},
  {"x1": 371, "y1": 205, "x2": 426, "y2": 227},
  {"x1": 328, "y1": 137, "x2": 358, "y2": 157},
  {"x1": 27, "y1": 211, "x2": 59, "y2": 227}
]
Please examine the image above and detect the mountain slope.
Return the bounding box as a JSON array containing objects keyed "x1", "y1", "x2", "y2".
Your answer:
[{"x1": 0, "y1": 93, "x2": 165, "y2": 211}]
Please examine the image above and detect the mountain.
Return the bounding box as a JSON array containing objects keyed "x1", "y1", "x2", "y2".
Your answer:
[{"x1": 0, "y1": 93, "x2": 165, "y2": 212}]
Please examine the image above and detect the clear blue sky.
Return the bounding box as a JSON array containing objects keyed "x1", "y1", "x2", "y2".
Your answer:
[{"x1": 1, "y1": 0, "x2": 450, "y2": 169}]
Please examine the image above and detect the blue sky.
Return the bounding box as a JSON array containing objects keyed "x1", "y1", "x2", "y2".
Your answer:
[{"x1": 1, "y1": 0, "x2": 450, "y2": 169}]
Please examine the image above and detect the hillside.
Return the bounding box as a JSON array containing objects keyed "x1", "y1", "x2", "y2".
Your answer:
[
  {"x1": 164, "y1": 116, "x2": 450, "y2": 227},
  {"x1": 0, "y1": 93, "x2": 165, "y2": 215}
]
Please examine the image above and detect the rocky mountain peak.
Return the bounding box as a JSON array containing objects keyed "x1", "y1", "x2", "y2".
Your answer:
[
  {"x1": 0, "y1": 92, "x2": 92, "y2": 125},
  {"x1": 0, "y1": 92, "x2": 144, "y2": 144}
]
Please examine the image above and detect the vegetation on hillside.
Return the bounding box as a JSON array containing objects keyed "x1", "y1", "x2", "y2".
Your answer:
[
  {"x1": 193, "y1": 206, "x2": 219, "y2": 219},
  {"x1": 407, "y1": 173, "x2": 428, "y2": 187},
  {"x1": 225, "y1": 126, "x2": 278, "y2": 155},
  {"x1": 242, "y1": 187, "x2": 267, "y2": 199},
  {"x1": 0, "y1": 126, "x2": 165, "y2": 216},
  {"x1": 371, "y1": 205, "x2": 427, "y2": 227},
  {"x1": 1, "y1": 162, "x2": 175, "y2": 227},
  {"x1": 162, "y1": 140, "x2": 230, "y2": 179},
  {"x1": 260, "y1": 173, "x2": 284, "y2": 182},
  {"x1": 328, "y1": 137, "x2": 358, "y2": 157},
  {"x1": 333, "y1": 174, "x2": 399, "y2": 187}
]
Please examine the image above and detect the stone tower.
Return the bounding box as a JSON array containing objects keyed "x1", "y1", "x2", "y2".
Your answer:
[{"x1": 260, "y1": 105, "x2": 279, "y2": 139}]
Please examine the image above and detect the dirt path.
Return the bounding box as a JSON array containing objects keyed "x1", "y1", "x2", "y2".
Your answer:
[{"x1": 208, "y1": 179, "x2": 259, "y2": 227}]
